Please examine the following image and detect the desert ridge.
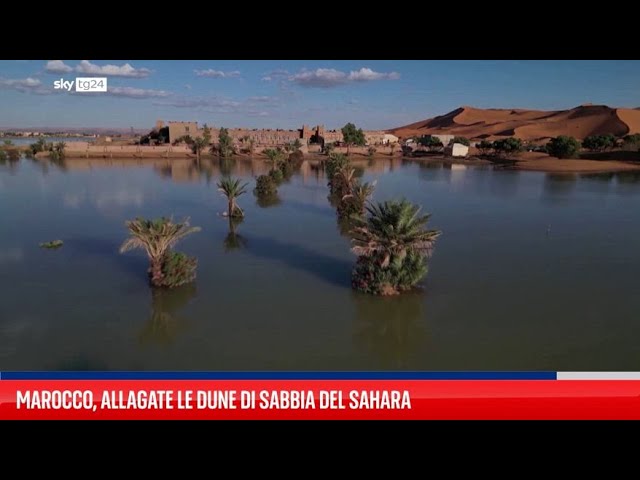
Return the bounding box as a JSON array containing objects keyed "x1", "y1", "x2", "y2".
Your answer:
[{"x1": 389, "y1": 104, "x2": 640, "y2": 141}]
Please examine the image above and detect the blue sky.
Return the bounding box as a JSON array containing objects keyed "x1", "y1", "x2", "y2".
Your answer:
[{"x1": 1, "y1": 60, "x2": 639, "y2": 130}]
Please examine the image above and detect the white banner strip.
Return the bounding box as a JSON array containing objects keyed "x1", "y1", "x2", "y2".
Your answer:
[{"x1": 558, "y1": 372, "x2": 640, "y2": 380}]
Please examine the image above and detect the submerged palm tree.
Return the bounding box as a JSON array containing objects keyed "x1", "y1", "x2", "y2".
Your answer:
[
  {"x1": 264, "y1": 148, "x2": 285, "y2": 172},
  {"x1": 336, "y1": 165, "x2": 357, "y2": 187},
  {"x1": 342, "y1": 181, "x2": 376, "y2": 214},
  {"x1": 336, "y1": 180, "x2": 376, "y2": 228},
  {"x1": 352, "y1": 200, "x2": 441, "y2": 267},
  {"x1": 217, "y1": 177, "x2": 248, "y2": 217},
  {"x1": 350, "y1": 200, "x2": 441, "y2": 295},
  {"x1": 119, "y1": 217, "x2": 201, "y2": 287}
]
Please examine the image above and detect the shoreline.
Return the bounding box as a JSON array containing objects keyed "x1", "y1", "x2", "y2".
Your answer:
[{"x1": 24, "y1": 150, "x2": 640, "y2": 175}]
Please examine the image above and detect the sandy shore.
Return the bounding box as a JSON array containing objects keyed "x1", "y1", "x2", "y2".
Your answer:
[
  {"x1": 510, "y1": 152, "x2": 640, "y2": 173},
  {"x1": 515, "y1": 158, "x2": 640, "y2": 173}
]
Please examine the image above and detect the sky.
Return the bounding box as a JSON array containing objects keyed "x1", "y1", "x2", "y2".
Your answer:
[{"x1": 1, "y1": 60, "x2": 639, "y2": 130}]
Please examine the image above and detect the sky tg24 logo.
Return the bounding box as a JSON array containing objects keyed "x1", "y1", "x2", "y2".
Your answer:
[{"x1": 53, "y1": 77, "x2": 108, "y2": 93}]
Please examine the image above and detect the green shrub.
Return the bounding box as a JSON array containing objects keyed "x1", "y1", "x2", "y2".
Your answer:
[
  {"x1": 418, "y1": 136, "x2": 444, "y2": 152},
  {"x1": 546, "y1": 135, "x2": 581, "y2": 159},
  {"x1": 254, "y1": 174, "x2": 278, "y2": 196},
  {"x1": 493, "y1": 137, "x2": 523, "y2": 157},
  {"x1": 450, "y1": 136, "x2": 470, "y2": 146},
  {"x1": 582, "y1": 134, "x2": 615, "y2": 152},
  {"x1": 155, "y1": 251, "x2": 198, "y2": 288},
  {"x1": 351, "y1": 252, "x2": 429, "y2": 296},
  {"x1": 623, "y1": 134, "x2": 640, "y2": 151},
  {"x1": 280, "y1": 160, "x2": 294, "y2": 180},
  {"x1": 477, "y1": 140, "x2": 493, "y2": 155},
  {"x1": 39, "y1": 240, "x2": 63, "y2": 249},
  {"x1": 269, "y1": 168, "x2": 284, "y2": 183}
]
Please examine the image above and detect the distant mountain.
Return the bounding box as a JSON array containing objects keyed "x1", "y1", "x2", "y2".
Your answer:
[{"x1": 388, "y1": 105, "x2": 640, "y2": 141}]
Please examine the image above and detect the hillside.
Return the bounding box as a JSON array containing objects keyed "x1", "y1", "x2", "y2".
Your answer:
[{"x1": 389, "y1": 105, "x2": 640, "y2": 142}]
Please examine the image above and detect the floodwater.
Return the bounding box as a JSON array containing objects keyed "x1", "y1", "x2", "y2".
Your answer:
[
  {"x1": 1, "y1": 155, "x2": 640, "y2": 371},
  {"x1": 2, "y1": 136, "x2": 94, "y2": 146}
]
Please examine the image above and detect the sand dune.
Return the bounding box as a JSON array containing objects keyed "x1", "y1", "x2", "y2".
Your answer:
[{"x1": 389, "y1": 105, "x2": 640, "y2": 142}]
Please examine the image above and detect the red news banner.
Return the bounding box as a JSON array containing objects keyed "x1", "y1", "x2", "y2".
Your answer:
[{"x1": 3, "y1": 379, "x2": 640, "y2": 419}]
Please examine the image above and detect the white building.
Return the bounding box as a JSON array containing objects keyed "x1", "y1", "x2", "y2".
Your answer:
[
  {"x1": 383, "y1": 133, "x2": 399, "y2": 145},
  {"x1": 445, "y1": 143, "x2": 469, "y2": 157}
]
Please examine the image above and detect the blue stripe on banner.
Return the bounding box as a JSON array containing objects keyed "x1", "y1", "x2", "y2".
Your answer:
[{"x1": 0, "y1": 371, "x2": 557, "y2": 380}]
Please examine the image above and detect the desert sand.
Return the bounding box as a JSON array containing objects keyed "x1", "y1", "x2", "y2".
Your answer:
[{"x1": 389, "y1": 104, "x2": 640, "y2": 142}]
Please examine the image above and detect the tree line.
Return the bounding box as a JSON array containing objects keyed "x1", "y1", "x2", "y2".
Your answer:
[{"x1": 410, "y1": 132, "x2": 640, "y2": 160}]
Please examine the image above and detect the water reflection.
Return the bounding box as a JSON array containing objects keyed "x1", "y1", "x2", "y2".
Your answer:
[
  {"x1": 0, "y1": 247, "x2": 23, "y2": 264},
  {"x1": 138, "y1": 284, "x2": 197, "y2": 346},
  {"x1": 0, "y1": 150, "x2": 20, "y2": 173},
  {"x1": 580, "y1": 172, "x2": 615, "y2": 182},
  {"x1": 353, "y1": 292, "x2": 427, "y2": 368},
  {"x1": 255, "y1": 193, "x2": 282, "y2": 208},
  {"x1": 3, "y1": 154, "x2": 640, "y2": 370},
  {"x1": 542, "y1": 173, "x2": 578, "y2": 203},
  {"x1": 223, "y1": 217, "x2": 248, "y2": 252},
  {"x1": 488, "y1": 169, "x2": 521, "y2": 197},
  {"x1": 56, "y1": 354, "x2": 109, "y2": 371},
  {"x1": 616, "y1": 171, "x2": 640, "y2": 184},
  {"x1": 219, "y1": 157, "x2": 237, "y2": 176}
]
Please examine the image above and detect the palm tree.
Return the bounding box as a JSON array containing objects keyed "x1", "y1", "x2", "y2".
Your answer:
[
  {"x1": 351, "y1": 200, "x2": 441, "y2": 268},
  {"x1": 264, "y1": 148, "x2": 285, "y2": 172},
  {"x1": 324, "y1": 142, "x2": 335, "y2": 156},
  {"x1": 217, "y1": 177, "x2": 248, "y2": 218},
  {"x1": 342, "y1": 180, "x2": 376, "y2": 214},
  {"x1": 120, "y1": 217, "x2": 201, "y2": 287},
  {"x1": 350, "y1": 200, "x2": 441, "y2": 296},
  {"x1": 191, "y1": 137, "x2": 208, "y2": 162},
  {"x1": 333, "y1": 165, "x2": 357, "y2": 197}
]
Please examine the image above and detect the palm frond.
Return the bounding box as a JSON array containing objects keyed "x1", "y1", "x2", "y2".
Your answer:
[
  {"x1": 217, "y1": 177, "x2": 249, "y2": 199},
  {"x1": 120, "y1": 217, "x2": 201, "y2": 261},
  {"x1": 350, "y1": 199, "x2": 442, "y2": 260},
  {"x1": 119, "y1": 236, "x2": 144, "y2": 254}
]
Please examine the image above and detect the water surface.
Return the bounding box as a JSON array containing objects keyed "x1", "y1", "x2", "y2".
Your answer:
[{"x1": 1, "y1": 156, "x2": 640, "y2": 371}]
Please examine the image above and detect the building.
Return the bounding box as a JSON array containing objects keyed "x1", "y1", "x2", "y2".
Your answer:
[
  {"x1": 383, "y1": 133, "x2": 399, "y2": 145},
  {"x1": 167, "y1": 122, "x2": 199, "y2": 143},
  {"x1": 164, "y1": 120, "x2": 400, "y2": 148},
  {"x1": 445, "y1": 143, "x2": 469, "y2": 157}
]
